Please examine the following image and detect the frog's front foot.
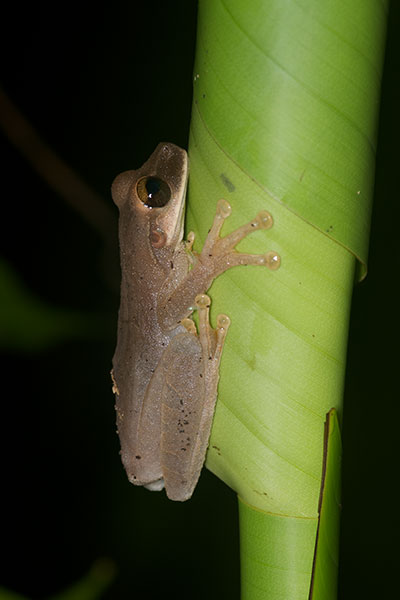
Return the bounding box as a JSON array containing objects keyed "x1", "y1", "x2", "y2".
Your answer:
[
  {"x1": 157, "y1": 199, "x2": 281, "y2": 331},
  {"x1": 199, "y1": 199, "x2": 281, "y2": 274}
]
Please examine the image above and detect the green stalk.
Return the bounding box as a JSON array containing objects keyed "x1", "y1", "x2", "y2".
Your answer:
[{"x1": 186, "y1": 1, "x2": 388, "y2": 598}]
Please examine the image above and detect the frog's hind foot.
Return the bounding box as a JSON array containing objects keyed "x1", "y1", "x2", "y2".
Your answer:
[{"x1": 194, "y1": 293, "x2": 230, "y2": 366}]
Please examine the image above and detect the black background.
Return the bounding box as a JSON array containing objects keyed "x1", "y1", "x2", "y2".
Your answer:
[{"x1": 1, "y1": 2, "x2": 399, "y2": 599}]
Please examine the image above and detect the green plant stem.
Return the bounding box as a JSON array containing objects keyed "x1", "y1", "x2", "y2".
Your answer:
[{"x1": 188, "y1": 0, "x2": 388, "y2": 597}]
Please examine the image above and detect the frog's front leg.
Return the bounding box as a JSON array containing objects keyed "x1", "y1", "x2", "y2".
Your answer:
[
  {"x1": 159, "y1": 199, "x2": 280, "y2": 330},
  {"x1": 160, "y1": 294, "x2": 230, "y2": 501}
]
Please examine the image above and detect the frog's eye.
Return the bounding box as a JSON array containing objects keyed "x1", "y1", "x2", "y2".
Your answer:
[{"x1": 136, "y1": 176, "x2": 171, "y2": 208}]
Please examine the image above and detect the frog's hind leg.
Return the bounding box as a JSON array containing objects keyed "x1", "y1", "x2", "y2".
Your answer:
[{"x1": 161, "y1": 295, "x2": 230, "y2": 501}]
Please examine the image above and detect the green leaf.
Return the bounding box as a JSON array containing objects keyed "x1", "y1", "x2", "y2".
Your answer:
[
  {"x1": 310, "y1": 409, "x2": 342, "y2": 599},
  {"x1": 0, "y1": 258, "x2": 102, "y2": 352},
  {"x1": 238, "y1": 499, "x2": 317, "y2": 599},
  {"x1": 47, "y1": 559, "x2": 115, "y2": 600},
  {"x1": 238, "y1": 409, "x2": 341, "y2": 599},
  {"x1": 191, "y1": 0, "x2": 388, "y2": 279},
  {"x1": 0, "y1": 588, "x2": 30, "y2": 600},
  {"x1": 0, "y1": 561, "x2": 115, "y2": 600},
  {"x1": 188, "y1": 114, "x2": 354, "y2": 516},
  {"x1": 187, "y1": 0, "x2": 388, "y2": 597}
]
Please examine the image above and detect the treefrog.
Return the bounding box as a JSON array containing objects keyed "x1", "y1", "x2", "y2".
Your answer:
[{"x1": 111, "y1": 142, "x2": 280, "y2": 501}]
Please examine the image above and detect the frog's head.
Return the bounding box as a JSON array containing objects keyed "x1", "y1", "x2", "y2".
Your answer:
[{"x1": 112, "y1": 143, "x2": 188, "y2": 252}]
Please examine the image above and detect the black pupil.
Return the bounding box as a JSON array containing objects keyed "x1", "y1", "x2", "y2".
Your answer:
[{"x1": 141, "y1": 176, "x2": 171, "y2": 208}]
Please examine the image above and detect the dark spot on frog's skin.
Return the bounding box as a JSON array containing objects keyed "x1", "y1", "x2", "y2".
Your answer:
[
  {"x1": 220, "y1": 173, "x2": 235, "y2": 192},
  {"x1": 135, "y1": 455, "x2": 141, "y2": 460},
  {"x1": 181, "y1": 447, "x2": 187, "y2": 451},
  {"x1": 199, "y1": 373, "x2": 203, "y2": 378},
  {"x1": 170, "y1": 261, "x2": 174, "y2": 269},
  {"x1": 183, "y1": 420, "x2": 189, "y2": 425},
  {"x1": 202, "y1": 93, "x2": 206, "y2": 99}
]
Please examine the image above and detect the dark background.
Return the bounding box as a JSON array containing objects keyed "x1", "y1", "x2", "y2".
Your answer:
[{"x1": 1, "y1": 2, "x2": 398, "y2": 599}]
